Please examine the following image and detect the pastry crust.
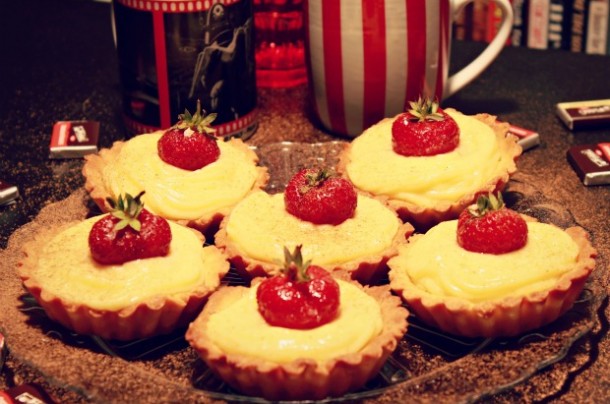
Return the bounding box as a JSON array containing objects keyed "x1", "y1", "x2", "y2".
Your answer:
[
  {"x1": 185, "y1": 279, "x2": 408, "y2": 401},
  {"x1": 18, "y1": 221, "x2": 230, "y2": 341},
  {"x1": 215, "y1": 205, "x2": 414, "y2": 284},
  {"x1": 388, "y1": 226, "x2": 597, "y2": 338},
  {"x1": 82, "y1": 136, "x2": 269, "y2": 235},
  {"x1": 338, "y1": 111, "x2": 522, "y2": 231}
]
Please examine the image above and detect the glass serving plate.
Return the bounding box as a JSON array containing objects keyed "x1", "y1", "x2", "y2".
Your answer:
[{"x1": 0, "y1": 142, "x2": 605, "y2": 403}]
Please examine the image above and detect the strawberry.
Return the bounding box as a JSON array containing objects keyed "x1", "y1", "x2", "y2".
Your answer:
[
  {"x1": 256, "y1": 245, "x2": 340, "y2": 329},
  {"x1": 456, "y1": 193, "x2": 528, "y2": 254},
  {"x1": 157, "y1": 100, "x2": 219, "y2": 171},
  {"x1": 284, "y1": 168, "x2": 357, "y2": 225},
  {"x1": 88, "y1": 192, "x2": 172, "y2": 265},
  {"x1": 391, "y1": 97, "x2": 459, "y2": 156}
]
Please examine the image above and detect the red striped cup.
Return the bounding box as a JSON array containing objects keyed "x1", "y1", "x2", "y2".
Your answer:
[{"x1": 304, "y1": 0, "x2": 513, "y2": 137}]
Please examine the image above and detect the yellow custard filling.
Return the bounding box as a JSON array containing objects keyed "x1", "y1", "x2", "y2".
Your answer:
[
  {"x1": 101, "y1": 132, "x2": 261, "y2": 220},
  {"x1": 206, "y1": 280, "x2": 383, "y2": 363},
  {"x1": 225, "y1": 191, "x2": 400, "y2": 267},
  {"x1": 345, "y1": 110, "x2": 514, "y2": 208},
  {"x1": 33, "y1": 216, "x2": 228, "y2": 311},
  {"x1": 390, "y1": 220, "x2": 580, "y2": 303}
]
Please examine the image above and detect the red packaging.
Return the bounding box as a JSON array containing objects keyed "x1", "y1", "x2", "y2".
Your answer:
[
  {"x1": 0, "y1": 384, "x2": 55, "y2": 404},
  {"x1": 507, "y1": 124, "x2": 540, "y2": 151},
  {"x1": 49, "y1": 121, "x2": 99, "y2": 159},
  {"x1": 0, "y1": 332, "x2": 5, "y2": 371}
]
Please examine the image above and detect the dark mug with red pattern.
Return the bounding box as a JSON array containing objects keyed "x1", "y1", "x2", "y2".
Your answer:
[
  {"x1": 112, "y1": 0, "x2": 258, "y2": 139},
  {"x1": 303, "y1": 0, "x2": 513, "y2": 137}
]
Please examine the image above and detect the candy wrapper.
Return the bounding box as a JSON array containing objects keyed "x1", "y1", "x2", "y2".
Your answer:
[
  {"x1": 556, "y1": 99, "x2": 610, "y2": 130},
  {"x1": 0, "y1": 383, "x2": 55, "y2": 404},
  {"x1": 507, "y1": 124, "x2": 540, "y2": 151},
  {"x1": 0, "y1": 332, "x2": 5, "y2": 372},
  {"x1": 49, "y1": 121, "x2": 99, "y2": 159},
  {"x1": 567, "y1": 142, "x2": 610, "y2": 186},
  {"x1": 0, "y1": 180, "x2": 19, "y2": 206}
]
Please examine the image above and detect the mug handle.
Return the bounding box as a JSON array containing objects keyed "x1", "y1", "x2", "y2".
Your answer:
[
  {"x1": 444, "y1": 0, "x2": 513, "y2": 97},
  {"x1": 110, "y1": 5, "x2": 117, "y2": 47}
]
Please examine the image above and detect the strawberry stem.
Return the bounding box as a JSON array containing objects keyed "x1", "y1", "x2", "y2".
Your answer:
[
  {"x1": 175, "y1": 99, "x2": 217, "y2": 135},
  {"x1": 299, "y1": 169, "x2": 332, "y2": 195},
  {"x1": 282, "y1": 245, "x2": 311, "y2": 283},
  {"x1": 106, "y1": 191, "x2": 145, "y2": 232},
  {"x1": 408, "y1": 96, "x2": 444, "y2": 122},
  {"x1": 306, "y1": 169, "x2": 331, "y2": 186},
  {"x1": 469, "y1": 192, "x2": 504, "y2": 217}
]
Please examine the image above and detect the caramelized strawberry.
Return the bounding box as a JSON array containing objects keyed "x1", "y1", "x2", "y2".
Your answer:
[
  {"x1": 457, "y1": 193, "x2": 528, "y2": 254},
  {"x1": 392, "y1": 97, "x2": 459, "y2": 156},
  {"x1": 256, "y1": 245, "x2": 340, "y2": 329},
  {"x1": 158, "y1": 100, "x2": 219, "y2": 171},
  {"x1": 284, "y1": 168, "x2": 357, "y2": 225},
  {"x1": 89, "y1": 192, "x2": 172, "y2": 265}
]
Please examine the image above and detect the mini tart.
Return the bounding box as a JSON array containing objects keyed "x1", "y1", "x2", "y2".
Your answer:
[
  {"x1": 388, "y1": 220, "x2": 597, "y2": 338},
  {"x1": 186, "y1": 278, "x2": 408, "y2": 401},
  {"x1": 215, "y1": 190, "x2": 414, "y2": 283},
  {"x1": 83, "y1": 132, "x2": 268, "y2": 234},
  {"x1": 338, "y1": 109, "x2": 522, "y2": 230},
  {"x1": 18, "y1": 216, "x2": 230, "y2": 341}
]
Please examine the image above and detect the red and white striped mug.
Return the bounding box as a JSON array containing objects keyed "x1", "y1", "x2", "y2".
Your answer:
[{"x1": 304, "y1": 0, "x2": 513, "y2": 137}]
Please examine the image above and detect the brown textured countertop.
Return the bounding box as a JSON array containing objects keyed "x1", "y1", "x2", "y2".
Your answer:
[{"x1": 1, "y1": 0, "x2": 609, "y2": 403}]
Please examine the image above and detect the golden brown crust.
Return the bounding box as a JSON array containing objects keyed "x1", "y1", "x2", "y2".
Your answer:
[
  {"x1": 215, "y1": 209, "x2": 414, "y2": 284},
  {"x1": 388, "y1": 226, "x2": 597, "y2": 338},
  {"x1": 18, "y1": 222, "x2": 230, "y2": 341},
  {"x1": 82, "y1": 135, "x2": 269, "y2": 235},
  {"x1": 82, "y1": 141, "x2": 120, "y2": 212},
  {"x1": 337, "y1": 110, "x2": 522, "y2": 231},
  {"x1": 185, "y1": 279, "x2": 408, "y2": 401}
]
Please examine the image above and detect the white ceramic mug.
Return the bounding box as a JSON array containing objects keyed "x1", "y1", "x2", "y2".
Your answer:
[{"x1": 304, "y1": 0, "x2": 513, "y2": 137}]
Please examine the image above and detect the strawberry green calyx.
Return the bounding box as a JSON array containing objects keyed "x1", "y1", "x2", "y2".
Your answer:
[
  {"x1": 174, "y1": 99, "x2": 217, "y2": 136},
  {"x1": 258, "y1": 244, "x2": 340, "y2": 329},
  {"x1": 300, "y1": 169, "x2": 331, "y2": 194},
  {"x1": 106, "y1": 191, "x2": 146, "y2": 232},
  {"x1": 282, "y1": 245, "x2": 311, "y2": 283},
  {"x1": 392, "y1": 96, "x2": 459, "y2": 157},
  {"x1": 90, "y1": 192, "x2": 171, "y2": 265},
  {"x1": 468, "y1": 193, "x2": 505, "y2": 218},
  {"x1": 457, "y1": 191, "x2": 527, "y2": 254},
  {"x1": 408, "y1": 96, "x2": 444, "y2": 122},
  {"x1": 285, "y1": 168, "x2": 357, "y2": 225}
]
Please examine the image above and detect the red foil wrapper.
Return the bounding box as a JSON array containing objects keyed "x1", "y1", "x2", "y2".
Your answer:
[
  {"x1": 49, "y1": 121, "x2": 99, "y2": 159},
  {"x1": 507, "y1": 124, "x2": 540, "y2": 151},
  {"x1": 0, "y1": 332, "x2": 5, "y2": 370},
  {"x1": 0, "y1": 383, "x2": 55, "y2": 404}
]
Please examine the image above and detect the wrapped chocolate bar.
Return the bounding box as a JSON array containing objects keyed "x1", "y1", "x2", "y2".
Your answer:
[
  {"x1": 507, "y1": 124, "x2": 540, "y2": 151},
  {"x1": 0, "y1": 383, "x2": 55, "y2": 404},
  {"x1": 567, "y1": 142, "x2": 610, "y2": 186},
  {"x1": 0, "y1": 332, "x2": 5, "y2": 372},
  {"x1": 0, "y1": 180, "x2": 19, "y2": 206},
  {"x1": 556, "y1": 99, "x2": 610, "y2": 130},
  {"x1": 0, "y1": 334, "x2": 54, "y2": 403},
  {"x1": 49, "y1": 121, "x2": 99, "y2": 159}
]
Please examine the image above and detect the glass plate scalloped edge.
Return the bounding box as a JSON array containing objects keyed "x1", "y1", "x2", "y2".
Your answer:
[{"x1": 0, "y1": 141, "x2": 605, "y2": 404}]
